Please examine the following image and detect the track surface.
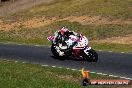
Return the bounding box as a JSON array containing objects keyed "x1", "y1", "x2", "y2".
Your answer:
[{"x1": 0, "y1": 44, "x2": 132, "y2": 78}]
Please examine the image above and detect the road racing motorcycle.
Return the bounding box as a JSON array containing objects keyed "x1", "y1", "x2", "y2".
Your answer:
[{"x1": 47, "y1": 33, "x2": 98, "y2": 62}]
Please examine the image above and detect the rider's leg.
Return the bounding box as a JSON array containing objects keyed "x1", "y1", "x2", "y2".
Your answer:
[{"x1": 55, "y1": 46, "x2": 64, "y2": 56}]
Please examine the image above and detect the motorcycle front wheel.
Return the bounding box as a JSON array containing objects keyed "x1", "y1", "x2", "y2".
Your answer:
[{"x1": 51, "y1": 45, "x2": 65, "y2": 60}]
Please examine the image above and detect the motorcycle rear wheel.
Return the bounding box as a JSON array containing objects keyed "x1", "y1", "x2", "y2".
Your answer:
[{"x1": 84, "y1": 49, "x2": 98, "y2": 62}]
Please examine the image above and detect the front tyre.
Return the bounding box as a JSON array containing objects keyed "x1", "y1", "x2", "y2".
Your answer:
[
  {"x1": 51, "y1": 45, "x2": 59, "y2": 57},
  {"x1": 51, "y1": 45, "x2": 65, "y2": 60},
  {"x1": 84, "y1": 48, "x2": 98, "y2": 62}
]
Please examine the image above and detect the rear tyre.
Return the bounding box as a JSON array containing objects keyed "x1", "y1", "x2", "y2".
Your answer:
[{"x1": 84, "y1": 49, "x2": 98, "y2": 62}]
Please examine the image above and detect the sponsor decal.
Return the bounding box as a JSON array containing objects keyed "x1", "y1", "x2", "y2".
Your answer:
[{"x1": 81, "y1": 68, "x2": 130, "y2": 86}]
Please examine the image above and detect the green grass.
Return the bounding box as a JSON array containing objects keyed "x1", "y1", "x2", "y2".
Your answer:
[
  {"x1": 0, "y1": 59, "x2": 129, "y2": 88},
  {"x1": 1, "y1": 21, "x2": 132, "y2": 42},
  {"x1": 0, "y1": 21, "x2": 132, "y2": 53},
  {"x1": 5, "y1": 0, "x2": 132, "y2": 20},
  {"x1": 91, "y1": 42, "x2": 132, "y2": 53}
]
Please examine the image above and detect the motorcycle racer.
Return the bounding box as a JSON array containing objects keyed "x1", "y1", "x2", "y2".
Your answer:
[
  {"x1": 53, "y1": 27, "x2": 79, "y2": 56},
  {"x1": 47, "y1": 27, "x2": 98, "y2": 62}
]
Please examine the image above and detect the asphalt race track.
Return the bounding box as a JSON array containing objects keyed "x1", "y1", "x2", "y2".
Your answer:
[{"x1": 0, "y1": 44, "x2": 132, "y2": 79}]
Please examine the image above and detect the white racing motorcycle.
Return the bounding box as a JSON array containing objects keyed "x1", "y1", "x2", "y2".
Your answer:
[{"x1": 47, "y1": 34, "x2": 98, "y2": 62}]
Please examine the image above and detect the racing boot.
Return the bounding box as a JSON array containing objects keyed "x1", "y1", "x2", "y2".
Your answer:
[{"x1": 55, "y1": 46, "x2": 65, "y2": 56}]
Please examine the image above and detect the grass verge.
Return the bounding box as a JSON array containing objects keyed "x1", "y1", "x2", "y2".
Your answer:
[
  {"x1": 0, "y1": 59, "x2": 130, "y2": 88},
  {"x1": 0, "y1": 21, "x2": 132, "y2": 53},
  {"x1": 1, "y1": 21, "x2": 132, "y2": 42},
  {"x1": 91, "y1": 42, "x2": 132, "y2": 53}
]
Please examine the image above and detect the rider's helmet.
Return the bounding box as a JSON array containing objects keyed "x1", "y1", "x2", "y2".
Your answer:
[{"x1": 60, "y1": 27, "x2": 69, "y2": 35}]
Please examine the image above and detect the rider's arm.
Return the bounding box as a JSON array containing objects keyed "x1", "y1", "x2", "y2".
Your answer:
[
  {"x1": 72, "y1": 31, "x2": 78, "y2": 36},
  {"x1": 53, "y1": 31, "x2": 63, "y2": 44},
  {"x1": 69, "y1": 31, "x2": 81, "y2": 38},
  {"x1": 65, "y1": 31, "x2": 78, "y2": 36}
]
